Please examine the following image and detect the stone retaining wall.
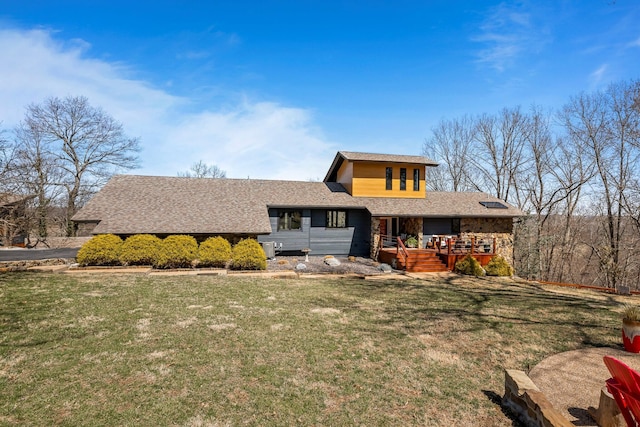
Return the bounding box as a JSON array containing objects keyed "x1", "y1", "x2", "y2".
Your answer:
[
  {"x1": 503, "y1": 370, "x2": 573, "y2": 427},
  {"x1": 31, "y1": 237, "x2": 91, "y2": 248}
]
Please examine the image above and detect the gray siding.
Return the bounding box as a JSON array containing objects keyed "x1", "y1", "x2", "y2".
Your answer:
[
  {"x1": 258, "y1": 209, "x2": 311, "y2": 250},
  {"x1": 309, "y1": 227, "x2": 353, "y2": 255},
  {"x1": 347, "y1": 209, "x2": 371, "y2": 256},
  {"x1": 258, "y1": 208, "x2": 370, "y2": 256}
]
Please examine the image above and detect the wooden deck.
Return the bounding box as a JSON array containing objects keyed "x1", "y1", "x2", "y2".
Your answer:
[
  {"x1": 379, "y1": 248, "x2": 448, "y2": 272},
  {"x1": 378, "y1": 236, "x2": 497, "y2": 273},
  {"x1": 379, "y1": 248, "x2": 496, "y2": 272}
]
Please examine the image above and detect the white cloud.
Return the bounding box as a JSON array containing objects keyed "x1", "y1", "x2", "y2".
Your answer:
[
  {"x1": 589, "y1": 64, "x2": 609, "y2": 87},
  {"x1": 162, "y1": 101, "x2": 336, "y2": 180},
  {"x1": 473, "y1": 3, "x2": 549, "y2": 72},
  {"x1": 0, "y1": 27, "x2": 335, "y2": 181}
]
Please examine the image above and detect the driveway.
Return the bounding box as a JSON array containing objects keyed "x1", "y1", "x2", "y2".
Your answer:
[{"x1": 0, "y1": 248, "x2": 79, "y2": 261}]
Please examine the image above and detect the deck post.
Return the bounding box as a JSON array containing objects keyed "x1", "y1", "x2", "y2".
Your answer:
[{"x1": 471, "y1": 236, "x2": 475, "y2": 255}]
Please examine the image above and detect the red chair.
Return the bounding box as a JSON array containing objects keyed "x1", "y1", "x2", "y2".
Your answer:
[{"x1": 604, "y1": 355, "x2": 640, "y2": 426}]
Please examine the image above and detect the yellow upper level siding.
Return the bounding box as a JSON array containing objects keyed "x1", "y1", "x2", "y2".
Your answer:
[{"x1": 350, "y1": 162, "x2": 425, "y2": 198}]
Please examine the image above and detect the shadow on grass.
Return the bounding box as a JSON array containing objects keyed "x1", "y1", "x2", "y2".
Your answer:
[
  {"x1": 482, "y1": 390, "x2": 524, "y2": 427},
  {"x1": 318, "y1": 275, "x2": 619, "y2": 352}
]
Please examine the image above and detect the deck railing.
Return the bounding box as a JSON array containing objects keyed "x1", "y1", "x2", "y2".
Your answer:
[
  {"x1": 380, "y1": 233, "x2": 395, "y2": 248},
  {"x1": 396, "y1": 237, "x2": 409, "y2": 264},
  {"x1": 430, "y1": 236, "x2": 496, "y2": 255}
]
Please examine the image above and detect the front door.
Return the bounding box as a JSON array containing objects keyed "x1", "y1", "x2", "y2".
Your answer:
[{"x1": 381, "y1": 217, "x2": 400, "y2": 238}]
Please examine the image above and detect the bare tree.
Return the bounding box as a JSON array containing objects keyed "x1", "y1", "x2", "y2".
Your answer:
[
  {"x1": 549, "y1": 140, "x2": 595, "y2": 284},
  {"x1": 515, "y1": 107, "x2": 553, "y2": 279},
  {"x1": 0, "y1": 124, "x2": 13, "y2": 189},
  {"x1": 472, "y1": 107, "x2": 529, "y2": 205},
  {"x1": 178, "y1": 160, "x2": 226, "y2": 179},
  {"x1": 423, "y1": 115, "x2": 477, "y2": 191},
  {"x1": 23, "y1": 96, "x2": 140, "y2": 236},
  {"x1": 560, "y1": 80, "x2": 640, "y2": 289},
  {"x1": 12, "y1": 120, "x2": 65, "y2": 240},
  {"x1": 517, "y1": 108, "x2": 595, "y2": 281}
]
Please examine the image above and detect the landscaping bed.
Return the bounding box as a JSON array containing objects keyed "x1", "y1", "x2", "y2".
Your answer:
[
  {"x1": 266, "y1": 255, "x2": 387, "y2": 275},
  {"x1": 1, "y1": 255, "x2": 390, "y2": 276}
]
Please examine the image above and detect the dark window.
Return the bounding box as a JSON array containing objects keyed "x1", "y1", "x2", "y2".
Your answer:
[
  {"x1": 452, "y1": 218, "x2": 461, "y2": 234},
  {"x1": 326, "y1": 210, "x2": 347, "y2": 228},
  {"x1": 413, "y1": 168, "x2": 420, "y2": 191},
  {"x1": 400, "y1": 168, "x2": 406, "y2": 191},
  {"x1": 385, "y1": 167, "x2": 393, "y2": 190},
  {"x1": 278, "y1": 210, "x2": 302, "y2": 230}
]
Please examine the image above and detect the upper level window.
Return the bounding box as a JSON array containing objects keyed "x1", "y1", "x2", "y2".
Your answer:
[
  {"x1": 385, "y1": 167, "x2": 392, "y2": 190},
  {"x1": 278, "y1": 210, "x2": 301, "y2": 231},
  {"x1": 326, "y1": 210, "x2": 347, "y2": 228},
  {"x1": 400, "y1": 168, "x2": 406, "y2": 191},
  {"x1": 413, "y1": 168, "x2": 420, "y2": 191}
]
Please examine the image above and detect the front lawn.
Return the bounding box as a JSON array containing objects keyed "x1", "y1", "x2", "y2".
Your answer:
[{"x1": 0, "y1": 273, "x2": 621, "y2": 426}]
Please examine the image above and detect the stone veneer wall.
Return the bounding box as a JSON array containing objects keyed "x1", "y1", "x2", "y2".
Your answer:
[
  {"x1": 503, "y1": 370, "x2": 573, "y2": 427},
  {"x1": 460, "y1": 217, "x2": 515, "y2": 266},
  {"x1": 370, "y1": 217, "x2": 381, "y2": 259},
  {"x1": 401, "y1": 217, "x2": 423, "y2": 247},
  {"x1": 75, "y1": 221, "x2": 99, "y2": 237}
]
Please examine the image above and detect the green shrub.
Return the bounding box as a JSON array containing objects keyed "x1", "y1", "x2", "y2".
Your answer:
[
  {"x1": 198, "y1": 236, "x2": 232, "y2": 268},
  {"x1": 155, "y1": 235, "x2": 199, "y2": 269},
  {"x1": 484, "y1": 255, "x2": 514, "y2": 276},
  {"x1": 231, "y1": 239, "x2": 266, "y2": 270},
  {"x1": 405, "y1": 236, "x2": 418, "y2": 248},
  {"x1": 76, "y1": 234, "x2": 123, "y2": 266},
  {"x1": 119, "y1": 234, "x2": 162, "y2": 266},
  {"x1": 454, "y1": 254, "x2": 485, "y2": 277}
]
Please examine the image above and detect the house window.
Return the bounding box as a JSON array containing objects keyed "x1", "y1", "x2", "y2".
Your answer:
[
  {"x1": 327, "y1": 210, "x2": 347, "y2": 228},
  {"x1": 385, "y1": 167, "x2": 392, "y2": 190},
  {"x1": 400, "y1": 168, "x2": 406, "y2": 191},
  {"x1": 452, "y1": 218, "x2": 461, "y2": 234},
  {"x1": 413, "y1": 168, "x2": 420, "y2": 191},
  {"x1": 278, "y1": 210, "x2": 301, "y2": 231}
]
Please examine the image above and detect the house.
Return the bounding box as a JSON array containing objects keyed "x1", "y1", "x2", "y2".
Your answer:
[
  {"x1": 72, "y1": 151, "x2": 523, "y2": 271},
  {"x1": 0, "y1": 193, "x2": 35, "y2": 247}
]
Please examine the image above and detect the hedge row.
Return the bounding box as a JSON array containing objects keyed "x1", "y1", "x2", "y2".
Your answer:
[{"x1": 76, "y1": 234, "x2": 266, "y2": 270}]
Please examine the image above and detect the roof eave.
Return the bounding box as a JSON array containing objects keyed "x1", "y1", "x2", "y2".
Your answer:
[{"x1": 323, "y1": 152, "x2": 345, "y2": 182}]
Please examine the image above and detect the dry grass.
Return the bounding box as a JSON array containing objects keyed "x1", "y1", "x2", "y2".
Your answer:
[{"x1": 0, "y1": 272, "x2": 624, "y2": 426}]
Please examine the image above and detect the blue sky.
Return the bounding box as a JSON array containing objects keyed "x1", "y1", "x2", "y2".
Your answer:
[{"x1": 1, "y1": 1, "x2": 639, "y2": 180}]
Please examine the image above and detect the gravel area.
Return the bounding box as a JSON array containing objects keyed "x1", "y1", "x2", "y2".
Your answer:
[{"x1": 267, "y1": 255, "x2": 388, "y2": 275}]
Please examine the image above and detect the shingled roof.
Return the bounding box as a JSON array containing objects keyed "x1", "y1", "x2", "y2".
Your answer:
[
  {"x1": 73, "y1": 175, "x2": 522, "y2": 235},
  {"x1": 0, "y1": 193, "x2": 36, "y2": 207}
]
